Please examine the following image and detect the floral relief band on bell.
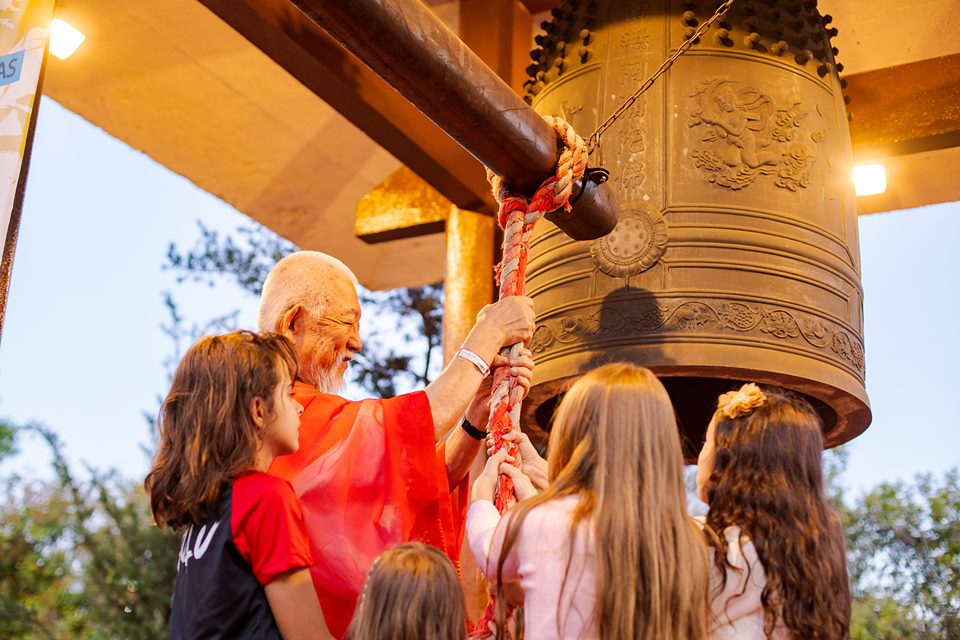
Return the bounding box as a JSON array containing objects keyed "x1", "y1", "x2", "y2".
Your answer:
[{"x1": 717, "y1": 383, "x2": 766, "y2": 420}]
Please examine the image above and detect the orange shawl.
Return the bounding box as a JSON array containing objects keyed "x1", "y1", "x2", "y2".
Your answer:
[{"x1": 269, "y1": 382, "x2": 468, "y2": 639}]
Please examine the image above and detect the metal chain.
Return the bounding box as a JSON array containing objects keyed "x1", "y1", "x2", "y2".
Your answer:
[{"x1": 586, "y1": 0, "x2": 737, "y2": 155}]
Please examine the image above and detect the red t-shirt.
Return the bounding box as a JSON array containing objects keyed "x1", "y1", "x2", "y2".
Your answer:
[
  {"x1": 170, "y1": 472, "x2": 312, "y2": 639},
  {"x1": 270, "y1": 383, "x2": 469, "y2": 639}
]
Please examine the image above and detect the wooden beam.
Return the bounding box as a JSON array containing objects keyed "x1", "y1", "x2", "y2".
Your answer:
[
  {"x1": 290, "y1": 0, "x2": 617, "y2": 240},
  {"x1": 354, "y1": 0, "x2": 533, "y2": 246},
  {"x1": 846, "y1": 53, "x2": 960, "y2": 214},
  {"x1": 288, "y1": 0, "x2": 556, "y2": 195},
  {"x1": 847, "y1": 53, "x2": 960, "y2": 158},
  {"x1": 197, "y1": 0, "x2": 494, "y2": 213},
  {"x1": 853, "y1": 145, "x2": 960, "y2": 215}
]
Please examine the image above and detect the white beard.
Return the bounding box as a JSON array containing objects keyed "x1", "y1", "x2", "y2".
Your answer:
[{"x1": 301, "y1": 357, "x2": 346, "y2": 394}]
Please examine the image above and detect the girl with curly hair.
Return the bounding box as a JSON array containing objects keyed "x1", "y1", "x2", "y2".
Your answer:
[{"x1": 697, "y1": 383, "x2": 851, "y2": 639}]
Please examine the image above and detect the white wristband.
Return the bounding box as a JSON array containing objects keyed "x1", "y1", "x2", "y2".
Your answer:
[{"x1": 455, "y1": 347, "x2": 489, "y2": 377}]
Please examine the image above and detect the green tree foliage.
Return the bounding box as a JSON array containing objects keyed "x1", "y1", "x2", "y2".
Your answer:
[
  {"x1": 165, "y1": 222, "x2": 294, "y2": 297},
  {"x1": 352, "y1": 283, "x2": 444, "y2": 397},
  {"x1": 0, "y1": 420, "x2": 15, "y2": 461},
  {"x1": 845, "y1": 470, "x2": 960, "y2": 639},
  {"x1": 0, "y1": 457, "x2": 79, "y2": 639},
  {"x1": 823, "y1": 448, "x2": 960, "y2": 638},
  {"x1": 0, "y1": 422, "x2": 178, "y2": 639}
]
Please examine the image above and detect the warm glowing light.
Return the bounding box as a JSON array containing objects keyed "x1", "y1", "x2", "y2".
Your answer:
[
  {"x1": 853, "y1": 164, "x2": 886, "y2": 197},
  {"x1": 49, "y1": 19, "x2": 85, "y2": 60}
]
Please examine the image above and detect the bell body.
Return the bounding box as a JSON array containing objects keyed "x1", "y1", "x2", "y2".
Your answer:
[{"x1": 522, "y1": 0, "x2": 870, "y2": 452}]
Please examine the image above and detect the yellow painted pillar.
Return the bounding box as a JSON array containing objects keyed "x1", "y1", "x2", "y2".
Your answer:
[
  {"x1": 442, "y1": 208, "x2": 495, "y2": 362},
  {"x1": 443, "y1": 206, "x2": 496, "y2": 621}
]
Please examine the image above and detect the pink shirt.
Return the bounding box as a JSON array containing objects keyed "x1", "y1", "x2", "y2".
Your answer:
[
  {"x1": 708, "y1": 526, "x2": 789, "y2": 640},
  {"x1": 467, "y1": 495, "x2": 597, "y2": 640}
]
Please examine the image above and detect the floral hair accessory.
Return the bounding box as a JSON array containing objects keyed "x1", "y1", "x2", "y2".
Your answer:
[{"x1": 717, "y1": 383, "x2": 766, "y2": 420}]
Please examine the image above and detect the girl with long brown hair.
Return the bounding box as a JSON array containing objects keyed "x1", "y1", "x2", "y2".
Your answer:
[
  {"x1": 145, "y1": 330, "x2": 330, "y2": 640},
  {"x1": 346, "y1": 542, "x2": 467, "y2": 640},
  {"x1": 468, "y1": 362, "x2": 710, "y2": 640},
  {"x1": 697, "y1": 383, "x2": 851, "y2": 639}
]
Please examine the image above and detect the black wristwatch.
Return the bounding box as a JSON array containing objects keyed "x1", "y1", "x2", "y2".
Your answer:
[{"x1": 460, "y1": 417, "x2": 487, "y2": 441}]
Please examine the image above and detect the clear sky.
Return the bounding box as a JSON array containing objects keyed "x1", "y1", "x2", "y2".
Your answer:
[{"x1": 0, "y1": 100, "x2": 957, "y2": 495}]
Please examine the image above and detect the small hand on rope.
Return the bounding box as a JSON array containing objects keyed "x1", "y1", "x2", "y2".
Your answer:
[
  {"x1": 464, "y1": 348, "x2": 535, "y2": 429},
  {"x1": 487, "y1": 429, "x2": 548, "y2": 491}
]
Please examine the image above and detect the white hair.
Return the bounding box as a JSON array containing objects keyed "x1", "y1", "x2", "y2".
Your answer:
[{"x1": 258, "y1": 251, "x2": 358, "y2": 332}]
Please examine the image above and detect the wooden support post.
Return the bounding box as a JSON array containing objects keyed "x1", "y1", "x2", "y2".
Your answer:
[
  {"x1": 442, "y1": 206, "x2": 496, "y2": 620},
  {"x1": 442, "y1": 208, "x2": 495, "y2": 363}
]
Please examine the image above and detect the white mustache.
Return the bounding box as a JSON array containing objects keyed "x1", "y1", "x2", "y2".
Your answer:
[{"x1": 302, "y1": 353, "x2": 351, "y2": 394}]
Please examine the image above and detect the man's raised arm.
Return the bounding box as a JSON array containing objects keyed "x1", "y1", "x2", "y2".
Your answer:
[{"x1": 423, "y1": 296, "x2": 535, "y2": 441}]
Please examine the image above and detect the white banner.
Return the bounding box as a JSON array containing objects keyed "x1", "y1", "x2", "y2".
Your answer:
[{"x1": 0, "y1": 0, "x2": 54, "y2": 248}]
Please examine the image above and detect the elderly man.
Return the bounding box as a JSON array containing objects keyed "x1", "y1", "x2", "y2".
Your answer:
[{"x1": 260, "y1": 251, "x2": 535, "y2": 638}]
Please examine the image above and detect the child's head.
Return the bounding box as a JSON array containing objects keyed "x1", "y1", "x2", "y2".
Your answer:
[
  {"x1": 145, "y1": 330, "x2": 299, "y2": 530},
  {"x1": 696, "y1": 383, "x2": 825, "y2": 505},
  {"x1": 699, "y1": 383, "x2": 850, "y2": 639},
  {"x1": 499, "y1": 363, "x2": 708, "y2": 640},
  {"x1": 347, "y1": 542, "x2": 465, "y2": 640},
  {"x1": 548, "y1": 362, "x2": 686, "y2": 499}
]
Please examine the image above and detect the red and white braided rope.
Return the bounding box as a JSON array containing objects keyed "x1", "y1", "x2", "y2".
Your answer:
[{"x1": 470, "y1": 115, "x2": 587, "y2": 639}]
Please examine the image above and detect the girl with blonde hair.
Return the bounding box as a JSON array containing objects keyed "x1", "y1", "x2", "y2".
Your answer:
[
  {"x1": 697, "y1": 384, "x2": 850, "y2": 639},
  {"x1": 346, "y1": 542, "x2": 467, "y2": 640},
  {"x1": 468, "y1": 362, "x2": 710, "y2": 640}
]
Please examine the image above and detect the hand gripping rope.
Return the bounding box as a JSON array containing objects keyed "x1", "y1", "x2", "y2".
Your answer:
[{"x1": 470, "y1": 115, "x2": 587, "y2": 639}]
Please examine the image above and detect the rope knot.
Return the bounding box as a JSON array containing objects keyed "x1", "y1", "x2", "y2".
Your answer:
[{"x1": 487, "y1": 115, "x2": 588, "y2": 231}]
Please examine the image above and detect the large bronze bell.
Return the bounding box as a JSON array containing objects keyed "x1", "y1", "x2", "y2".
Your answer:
[{"x1": 520, "y1": 0, "x2": 870, "y2": 455}]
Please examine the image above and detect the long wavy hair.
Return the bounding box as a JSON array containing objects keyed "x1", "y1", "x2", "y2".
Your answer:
[
  {"x1": 495, "y1": 363, "x2": 709, "y2": 640},
  {"x1": 145, "y1": 330, "x2": 298, "y2": 530},
  {"x1": 703, "y1": 386, "x2": 850, "y2": 639},
  {"x1": 346, "y1": 542, "x2": 466, "y2": 640}
]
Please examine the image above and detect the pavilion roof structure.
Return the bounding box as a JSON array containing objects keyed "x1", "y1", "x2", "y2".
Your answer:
[{"x1": 44, "y1": 0, "x2": 960, "y2": 290}]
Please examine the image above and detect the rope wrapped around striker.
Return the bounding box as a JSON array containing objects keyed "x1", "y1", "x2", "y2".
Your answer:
[{"x1": 470, "y1": 115, "x2": 588, "y2": 639}]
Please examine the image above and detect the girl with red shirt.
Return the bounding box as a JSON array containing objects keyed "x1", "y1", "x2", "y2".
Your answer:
[{"x1": 146, "y1": 330, "x2": 330, "y2": 639}]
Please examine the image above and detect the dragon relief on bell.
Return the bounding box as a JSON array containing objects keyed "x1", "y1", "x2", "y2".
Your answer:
[{"x1": 687, "y1": 77, "x2": 827, "y2": 191}]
